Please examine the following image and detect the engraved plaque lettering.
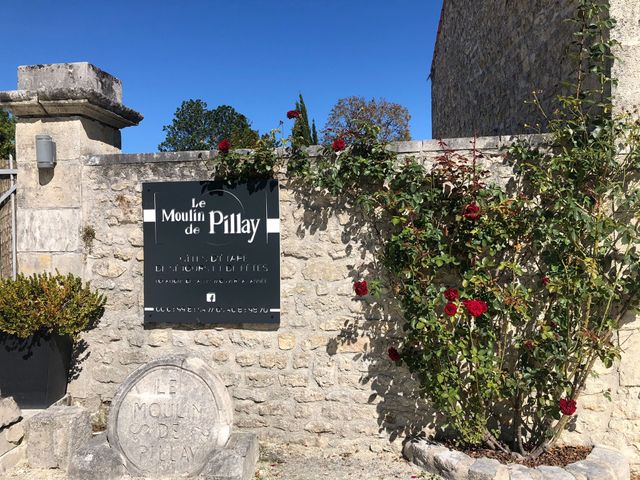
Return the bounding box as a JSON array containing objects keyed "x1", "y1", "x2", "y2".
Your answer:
[{"x1": 108, "y1": 356, "x2": 233, "y2": 477}]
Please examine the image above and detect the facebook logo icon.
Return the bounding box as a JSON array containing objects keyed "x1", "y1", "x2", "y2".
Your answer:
[{"x1": 206, "y1": 293, "x2": 216, "y2": 303}]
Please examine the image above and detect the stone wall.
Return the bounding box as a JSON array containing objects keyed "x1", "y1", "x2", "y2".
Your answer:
[
  {"x1": 50, "y1": 139, "x2": 517, "y2": 455},
  {"x1": 12, "y1": 135, "x2": 634, "y2": 466},
  {"x1": 431, "y1": 0, "x2": 640, "y2": 138}
]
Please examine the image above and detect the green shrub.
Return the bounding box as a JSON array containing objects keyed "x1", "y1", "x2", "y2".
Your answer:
[{"x1": 0, "y1": 272, "x2": 106, "y2": 339}]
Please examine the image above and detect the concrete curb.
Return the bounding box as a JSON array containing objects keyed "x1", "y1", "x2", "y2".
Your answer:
[{"x1": 404, "y1": 439, "x2": 630, "y2": 480}]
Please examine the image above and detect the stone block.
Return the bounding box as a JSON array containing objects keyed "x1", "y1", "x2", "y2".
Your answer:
[
  {"x1": 18, "y1": 252, "x2": 83, "y2": 276},
  {"x1": 17, "y1": 161, "x2": 81, "y2": 208},
  {"x1": 620, "y1": 333, "x2": 640, "y2": 386},
  {"x1": 434, "y1": 449, "x2": 475, "y2": 479},
  {"x1": 26, "y1": 405, "x2": 91, "y2": 470},
  {"x1": 588, "y1": 446, "x2": 630, "y2": 480},
  {"x1": 68, "y1": 433, "x2": 125, "y2": 480},
  {"x1": 468, "y1": 457, "x2": 509, "y2": 480},
  {"x1": 259, "y1": 352, "x2": 288, "y2": 369},
  {"x1": 235, "y1": 352, "x2": 257, "y2": 366},
  {"x1": 507, "y1": 464, "x2": 543, "y2": 480},
  {"x1": 0, "y1": 443, "x2": 26, "y2": 474},
  {"x1": 535, "y1": 466, "x2": 576, "y2": 480},
  {"x1": 0, "y1": 431, "x2": 15, "y2": 457},
  {"x1": 5, "y1": 422, "x2": 24, "y2": 444},
  {"x1": 199, "y1": 432, "x2": 259, "y2": 480},
  {"x1": 302, "y1": 259, "x2": 346, "y2": 281},
  {"x1": 15, "y1": 117, "x2": 121, "y2": 163},
  {"x1": 565, "y1": 459, "x2": 615, "y2": 480},
  {"x1": 17, "y1": 208, "x2": 80, "y2": 252},
  {"x1": 18, "y1": 63, "x2": 123, "y2": 103},
  {"x1": 0, "y1": 397, "x2": 21, "y2": 429},
  {"x1": 403, "y1": 439, "x2": 450, "y2": 472},
  {"x1": 278, "y1": 333, "x2": 295, "y2": 350}
]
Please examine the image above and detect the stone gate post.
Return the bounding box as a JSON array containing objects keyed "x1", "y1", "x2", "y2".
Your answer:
[{"x1": 0, "y1": 63, "x2": 142, "y2": 276}]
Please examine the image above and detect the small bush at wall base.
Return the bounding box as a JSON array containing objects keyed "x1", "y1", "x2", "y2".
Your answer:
[{"x1": 0, "y1": 272, "x2": 106, "y2": 339}]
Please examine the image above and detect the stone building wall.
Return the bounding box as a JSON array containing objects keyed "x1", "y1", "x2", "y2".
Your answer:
[{"x1": 431, "y1": 0, "x2": 640, "y2": 138}]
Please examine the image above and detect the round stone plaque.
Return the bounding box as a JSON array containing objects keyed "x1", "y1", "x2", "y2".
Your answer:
[{"x1": 107, "y1": 356, "x2": 233, "y2": 477}]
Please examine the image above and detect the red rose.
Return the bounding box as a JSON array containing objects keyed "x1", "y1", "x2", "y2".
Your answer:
[
  {"x1": 463, "y1": 299, "x2": 488, "y2": 317},
  {"x1": 332, "y1": 138, "x2": 346, "y2": 152},
  {"x1": 354, "y1": 280, "x2": 368, "y2": 296},
  {"x1": 444, "y1": 303, "x2": 458, "y2": 316},
  {"x1": 287, "y1": 110, "x2": 300, "y2": 119},
  {"x1": 444, "y1": 288, "x2": 459, "y2": 301},
  {"x1": 388, "y1": 347, "x2": 401, "y2": 362},
  {"x1": 463, "y1": 202, "x2": 481, "y2": 221},
  {"x1": 542, "y1": 276, "x2": 550, "y2": 286},
  {"x1": 218, "y1": 139, "x2": 231, "y2": 154},
  {"x1": 523, "y1": 340, "x2": 535, "y2": 350},
  {"x1": 559, "y1": 398, "x2": 577, "y2": 416}
]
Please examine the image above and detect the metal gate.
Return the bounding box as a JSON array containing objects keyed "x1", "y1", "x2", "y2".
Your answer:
[{"x1": 0, "y1": 155, "x2": 17, "y2": 279}]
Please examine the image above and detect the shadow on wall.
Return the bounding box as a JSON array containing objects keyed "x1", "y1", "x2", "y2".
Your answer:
[{"x1": 288, "y1": 177, "x2": 445, "y2": 445}]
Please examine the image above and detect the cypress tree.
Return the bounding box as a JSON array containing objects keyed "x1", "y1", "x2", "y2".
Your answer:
[
  {"x1": 311, "y1": 119, "x2": 318, "y2": 145},
  {"x1": 292, "y1": 94, "x2": 312, "y2": 146}
]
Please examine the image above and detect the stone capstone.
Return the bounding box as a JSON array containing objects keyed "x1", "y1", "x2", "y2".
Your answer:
[
  {"x1": 107, "y1": 355, "x2": 234, "y2": 478},
  {"x1": 0, "y1": 62, "x2": 142, "y2": 128}
]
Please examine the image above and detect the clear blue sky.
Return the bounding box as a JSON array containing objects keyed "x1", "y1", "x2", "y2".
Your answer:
[{"x1": 0, "y1": 1, "x2": 442, "y2": 153}]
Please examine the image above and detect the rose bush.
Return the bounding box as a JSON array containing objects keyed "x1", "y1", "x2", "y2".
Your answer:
[
  {"x1": 283, "y1": 0, "x2": 638, "y2": 458},
  {"x1": 209, "y1": 0, "x2": 638, "y2": 459}
]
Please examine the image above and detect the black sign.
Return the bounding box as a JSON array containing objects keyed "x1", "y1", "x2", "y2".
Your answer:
[{"x1": 142, "y1": 180, "x2": 280, "y2": 324}]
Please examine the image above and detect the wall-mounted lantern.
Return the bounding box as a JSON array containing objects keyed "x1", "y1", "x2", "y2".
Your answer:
[{"x1": 35, "y1": 135, "x2": 56, "y2": 169}]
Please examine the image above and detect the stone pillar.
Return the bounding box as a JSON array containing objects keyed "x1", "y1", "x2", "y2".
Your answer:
[{"x1": 0, "y1": 63, "x2": 142, "y2": 276}]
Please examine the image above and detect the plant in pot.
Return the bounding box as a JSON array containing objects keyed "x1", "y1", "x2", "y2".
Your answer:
[{"x1": 0, "y1": 272, "x2": 105, "y2": 408}]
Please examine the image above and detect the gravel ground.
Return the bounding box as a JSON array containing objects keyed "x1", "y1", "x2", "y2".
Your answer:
[
  {"x1": 254, "y1": 446, "x2": 440, "y2": 480},
  {"x1": 5, "y1": 447, "x2": 440, "y2": 480}
]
